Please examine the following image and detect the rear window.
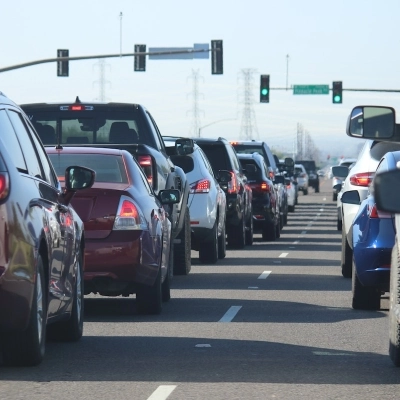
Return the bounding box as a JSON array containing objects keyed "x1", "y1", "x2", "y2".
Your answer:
[
  {"x1": 296, "y1": 161, "x2": 316, "y2": 171},
  {"x1": 48, "y1": 153, "x2": 128, "y2": 183},
  {"x1": 23, "y1": 108, "x2": 156, "y2": 148},
  {"x1": 196, "y1": 144, "x2": 230, "y2": 172},
  {"x1": 240, "y1": 160, "x2": 261, "y2": 180}
]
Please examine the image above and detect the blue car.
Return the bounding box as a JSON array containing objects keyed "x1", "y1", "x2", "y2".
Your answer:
[{"x1": 341, "y1": 150, "x2": 400, "y2": 310}]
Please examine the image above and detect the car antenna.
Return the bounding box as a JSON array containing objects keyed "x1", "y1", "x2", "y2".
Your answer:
[{"x1": 75, "y1": 96, "x2": 81, "y2": 103}]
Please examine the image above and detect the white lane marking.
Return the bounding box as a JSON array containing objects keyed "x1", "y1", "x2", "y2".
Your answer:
[
  {"x1": 147, "y1": 385, "x2": 177, "y2": 400},
  {"x1": 279, "y1": 253, "x2": 288, "y2": 258},
  {"x1": 195, "y1": 344, "x2": 211, "y2": 348},
  {"x1": 293, "y1": 241, "x2": 299, "y2": 244},
  {"x1": 319, "y1": 208, "x2": 324, "y2": 212},
  {"x1": 248, "y1": 286, "x2": 259, "y2": 289},
  {"x1": 219, "y1": 306, "x2": 242, "y2": 322},
  {"x1": 323, "y1": 197, "x2": 327, "y2": 201},
  {"x1": 313, "y1": 351, "x2": 356, "y2": 357},
  {"x1": 257, "y1": 271, "x2": 271, "y2": 279}
]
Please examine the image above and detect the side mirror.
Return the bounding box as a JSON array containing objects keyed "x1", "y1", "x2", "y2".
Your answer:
[
  {"x1": 332, "y1": 166, "x2": 349, "y2": 179},
  {"x1": 217, "y1": 170, "x2": 232, "y2": 183},
  {"x1": 375, "y1": 170, "x2": 400, "y2": 213},
  {"x1": 65, "y1": 166, "x2": 95, "y2": 191},
  {"x1": 341, "y1": 190, "x2": 361, "y2": 205},
  {"x1": 333, "y1": 183, "x2": 342, "y2": 192},
  {"x1": 284, "y1": 157, "x2": 294, "y2": 167},
  {"x1": 175, "y1": 138, "x2": 194, "y2": 155},
  {"x1": 158, "y1": 189, "x2": 181, "y2": 205},
  {"x1": 346, "y1": 106, "x2": 396, "y2": 140}
]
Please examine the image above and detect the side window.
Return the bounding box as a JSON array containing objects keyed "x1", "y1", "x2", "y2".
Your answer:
[
  {"x1": 146, "y1": 112, "x2": 164, "y2": 152},
  {"x1": 226, "y1": 145, "x2": 240, "y2": 171},
  {"x1": 375, "y1": 158, "x2": 387, "y2": 175},
  {"x1": 7, "y1": 110, "x2": 43, "y2": 179},
  {"x1": 24, "y1": 117, "x2": 58, "y2": 186},
  {"x1": 198, "y1": 148, "x2": 215, "y2": 177},
  {"x1": 0, "y1": 109, "x2": 27, "y2": 172}
]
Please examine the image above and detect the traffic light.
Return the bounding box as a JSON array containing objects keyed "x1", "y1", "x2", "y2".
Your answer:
[
  {"x1": 211, "y1": 40, "x2": 223, "y2": 74},
  {"x1": 260, "y1": 75, "x2": 270, "y2": 103},
  {"x1": 332, "y1": 81, "x2": 343, "y2": 104},
  {"x1": 134, "y1": 44, "x2": 146, "y2": 72},
  {"x1": 57, "y1": 49, "x2": 69, "y2": 77}
]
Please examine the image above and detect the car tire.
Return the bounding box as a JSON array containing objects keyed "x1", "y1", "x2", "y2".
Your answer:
[
  {"x1": 199, "y1": 219, "x2": 218, "y2": 264},
  {"x1": 315, "y1": 185, "x2": 320, "y2": 193},
  {"x1": 245, "y1": 212, "x2": 254, "y2": 246},
  {"x1": 227, "y1": 215, "x2": 246, "y2": 249},
  {"x1": 341, "y1": 230, "x2": 352, "y2": 278},
  {"x1": 47, "y1": 249, "x2": 84, "y2": 342},
  {"x1": 352, "y1": 260, "x2": 381, "y2": 310},
  {"x1": 173, "y1": 208, "x2": 191, "y2": 276},
  {"x1": 162, "y1": 241, "x2": 173, "y2": 302},
  {"x1": 303, "y1": 188, "x2": 308, "y2": 195},
  {"x1": 333, "y1": 192, "x2": 338, "y2": 201},
  {"x1": 389, "y1": 242, "x2": 400, "y2": 366},
  {"x1": 137, "y1": 267, "x2": 162, "y2": 315},
  {"x1": 262, "y1": 221, "x2": 276, "y2": 241},
  {"x1": 275, "y1": 219, "x2": 281, "y2": 239},
  {"x1": 2, "y1": 254, "x2": 47, "y2": 366},
  {"x1": 337, "y1": 218, "x2": 342, "y2": 231},
  {"x1": 218, "y1": 220, "x2": 226, "y2": 259},
  {"x1": 288, "y1": 205, "x2": 295, "y2": 213},
  {"x1": 283, "y1": 210, "x2": 288, "y2": 225}
]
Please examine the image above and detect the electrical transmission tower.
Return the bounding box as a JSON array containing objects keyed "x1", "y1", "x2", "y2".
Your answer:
[
  {"x1": 187, "y1": 69, "x2": 204, "y2": 137},
  {"x1": 296, "y1": 123, "x2": 304, "y2": 159},
  {"x1": 93, "y1": 59, "x2": 111, "y2": 101},
  {"x1": 239, "y1": 69, "x2": 258, "y2": 140}
]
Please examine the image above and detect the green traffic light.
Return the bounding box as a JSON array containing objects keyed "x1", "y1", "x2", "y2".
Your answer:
[
  {"x1": 261, "y1": 88, "x2": 268, "y2": 95},
  {"x1": 334, "y1": 95, "x2": 341, "y2": 103}
]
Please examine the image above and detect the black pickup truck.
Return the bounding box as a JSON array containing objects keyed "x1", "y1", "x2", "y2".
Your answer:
[{"x1": 21, "y1": 97, "x2": 192, "y2": 275}]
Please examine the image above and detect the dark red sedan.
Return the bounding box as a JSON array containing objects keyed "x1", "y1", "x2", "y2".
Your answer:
[{"x1": 46, "y1": 147, "x2": 180, "y2": 315}]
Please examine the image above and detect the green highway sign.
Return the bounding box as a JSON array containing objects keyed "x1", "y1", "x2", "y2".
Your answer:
[{"x1": 293, "y1": 85, "x2": 329, "y2": 95}]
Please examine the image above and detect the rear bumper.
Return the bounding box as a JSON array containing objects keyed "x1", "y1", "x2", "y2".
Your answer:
[{"x1": 84, "y1": 230, "x2": 160, "y2": 294}]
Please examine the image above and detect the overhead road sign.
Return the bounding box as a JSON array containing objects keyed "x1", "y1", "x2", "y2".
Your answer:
[
  {"x1": 293, "y1": 85, "x2": 329, "y2": 95},
  {"x1": 149, "y1": 44, "x2": 209, "y2": 60}
]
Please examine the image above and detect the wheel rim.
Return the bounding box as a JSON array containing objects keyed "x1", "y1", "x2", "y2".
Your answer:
[
  {"x1": 76, "y1": 260, "x2": 82, "y2": 324},
  {"x1": 36, "y1": 269, "x2": 44, "y2": 344}
]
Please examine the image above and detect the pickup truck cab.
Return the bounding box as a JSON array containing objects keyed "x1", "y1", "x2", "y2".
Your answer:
[{"x1": 21, "y1": 97, "x2": 192, "y2": 275}]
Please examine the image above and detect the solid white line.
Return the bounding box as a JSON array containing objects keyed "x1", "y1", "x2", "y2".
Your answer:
[
  {"x1": 279, "y1": 253, "x2": 288, "y2": 258},
  {"x1": 147, "y1": 385, "x2": 177, "y2": 400},
  {"x1": 258, "y1": 271, "x2": 271, "y2": 279},
  {"x1": 293, "y1": 241, "x2": 299, "y2": 244},
  {"x1": 319, "y1": 208, "x2": 324, "y2": 212},
  {"x1": 219, "y1": 306, "x2": 242, "y2": 322}
]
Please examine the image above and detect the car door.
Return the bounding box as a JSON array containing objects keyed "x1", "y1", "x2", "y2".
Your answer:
[{"x1": 7, "y1": 109, "x2": 71, "y2": 317}]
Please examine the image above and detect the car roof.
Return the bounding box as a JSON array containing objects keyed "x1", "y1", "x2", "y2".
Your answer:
[{"x1": 45, "y1": 146, "x2": 125, "y2": 156}]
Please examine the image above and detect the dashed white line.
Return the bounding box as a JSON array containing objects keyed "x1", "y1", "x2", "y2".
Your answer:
[
  {"x1": 293, "y1": 241, "x2": 299, "y2": 244},
  {"x1": 219, "y1": 306, "x2": 242, "y2": 322},
  {"x1": 257, "y1": 271, "x2": 272, "y2": 279},
  {"x1": 147, "y1": 385, "x2": 177, "y2": 400},
  {"x1": 279, "y1": 253, "x2": 288, "y2": 258}
]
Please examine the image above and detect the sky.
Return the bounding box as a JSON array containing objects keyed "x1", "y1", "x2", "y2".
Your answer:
[{"x1": 2, "y1": 0, "x2": 400, "y2": 165}]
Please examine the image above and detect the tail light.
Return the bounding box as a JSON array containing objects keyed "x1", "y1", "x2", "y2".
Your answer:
[
  {"x1": 368, "y1": 203, "x2": 392, "y2": 219},
  {"x1": 350, "y1": 172, "x2": 374, "y2": 187},
  {"x1": 190, "y1": 179, "x2": 210, "y2": 193},
  {"x1": 0, "y1": 173, "x2": 9, "y2": 200},
  {"x1": 138, "y1": 155, "x2": 154, "y2": 186},
  {"x1": 250, "y1": 181, "x2": 270, "y2": 193},
  {"x1": 227, "y1": 171, "x2": 239, "y2": 194},
  {"x1": 113, "y1": 196, "x2": 146, "y2": 230}
]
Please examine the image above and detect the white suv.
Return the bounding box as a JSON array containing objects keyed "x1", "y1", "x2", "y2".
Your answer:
[
  {"x1": 295, "y1": 164, "x2": 309, "y2": 195},
  {"x1": 163, "y1": 137, "x2": 227, "y2": 264}
]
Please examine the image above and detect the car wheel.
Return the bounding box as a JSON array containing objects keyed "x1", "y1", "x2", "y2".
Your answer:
[
  {"x1": 341, "y1": 230, "x2": 352, "y2": 278},
  {"x1": 199, "y1": 219, "x2": 218, "y2": 264},
  {"x1": 47, "y1": 249, "x2": 84, "y2": 342},
  {"x1": 218, "y1": 220, "x2": 226, "y2": 259},
  {"x1": 352, "y1": 260, "x2": 381, "y2": 310},
  {"x1": 137, "y1": 267, "x2": 162, "y2": 315},
  {"x1": 288, "y1": 205, "x2": 295, "y2": 213},
  {"x1": 279, "y1": 213, "x2": 284, "y2": 230},
  {"x1": 337, "y1": 218, "x2": 342, "y2": 231},
  {"x1": 333, "y1": 192, "x2": 337, "y2": 201},
  {"x1": 315, "y1": 185, "x2": 320, "y2": 193},
  {"x1": 283, "y1": 209, "x2": 288, "y2": 225},
  {"x1": 303, "y1": 188, "x2": 308, "y2": 195},
  {"x1": 275, "y1": 219, "x2": 281, "y2": 239},
  {"x1": 173, "y1": 208, "x2": 191, "y2": 276},
  {"x1": 389, "y1": 242, "x2": 400, "y2": 366},
  {"x1": 2, "y1": 254, "x2": 47, "y2": 366},
  {"x1": 227, "y1": 215, "x2": 246, "y2": 249},
  {"x1": 245, "y1": 212, "x2": 254, "y2": 246},
  {"x1": 162, "y1": 241, "x2": 173, "y2": 302},
  {"x1": 262, "y1": 220, "x2": 276, "y2": 241}
]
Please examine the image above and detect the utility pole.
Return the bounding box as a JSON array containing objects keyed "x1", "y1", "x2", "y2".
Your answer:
[
  {"x1": 93, "y1": 59, "x2": 111, "y2": 101},
  {"x1": 187, "y1": 69, "x2": 204, "y2": 137}
]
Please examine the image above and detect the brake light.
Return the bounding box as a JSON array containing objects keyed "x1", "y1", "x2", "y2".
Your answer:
[
  {"x1": 0, "y1": 173, "x2": 9, "y2": 200},
  {"x1": 368, "y1": 203, "x2": 391, "y2": 219},
  {"x1": 138, "y1": 155, "x2": 153, "y2": 186},
  {"x1": 227, "y1": 171, "x2": 238, "y2": 194},
  {"x1": 59, "y1": 105, "x2": 94, "y2": 111},
  {"x1": 349, "y1": 172, "x2": 374, "y2": 187},
  {"x1": 114, "y1": 197, "x2": 145, "y2": 230},
  {"x1": 250, "y1": 181, "x2": 270, "y2": 193},
  {"x1": 190, "y1": 179, "x2": 210, "y2": 193}
]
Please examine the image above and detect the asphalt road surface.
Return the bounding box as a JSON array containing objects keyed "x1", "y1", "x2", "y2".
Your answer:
[{"x1": 2, "y1": 179, "x2": 400, "y2": 400}]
